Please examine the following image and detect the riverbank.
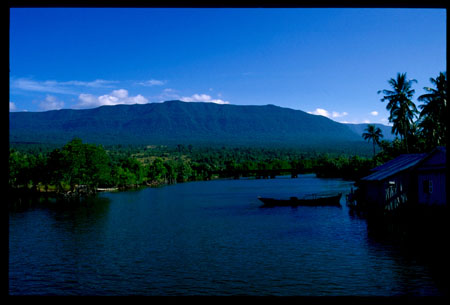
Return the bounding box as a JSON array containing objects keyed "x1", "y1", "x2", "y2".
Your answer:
[{"x1": 8, "y1": 178, "x2": 189, "y2": 209}]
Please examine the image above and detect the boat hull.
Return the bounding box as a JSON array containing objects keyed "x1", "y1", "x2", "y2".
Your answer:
[{"x1": 258, "y1": 193, "x2": 342, "y2": 207}]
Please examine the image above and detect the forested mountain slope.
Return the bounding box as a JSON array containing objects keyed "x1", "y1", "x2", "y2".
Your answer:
[{"x1": 10, "y1": 100, "x2": 382, "y2": 149}]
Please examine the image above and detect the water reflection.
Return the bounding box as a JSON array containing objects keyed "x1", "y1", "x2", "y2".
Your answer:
[
  {"x1": 348, "y1": 208, "x2": 448, "y2": 296},
  {"x1": 9, "y1": 177, "x2": 446, "y2": 296}
]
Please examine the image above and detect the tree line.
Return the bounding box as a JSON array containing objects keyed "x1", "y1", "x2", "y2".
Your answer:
[
  {"x1": 9, "y1": 138, "x2": 375, "y2": 196},
  {"x1": 9, "y1": 138, "x2": 207, "y2": 194}
]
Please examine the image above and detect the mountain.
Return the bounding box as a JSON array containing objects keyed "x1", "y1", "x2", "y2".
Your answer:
[
  {"x1": 9, "y1": 100, "x2": 384, "y2": 150},
  {"x1": 345, "y1": 123, "x2": 396, "y2": 141}
]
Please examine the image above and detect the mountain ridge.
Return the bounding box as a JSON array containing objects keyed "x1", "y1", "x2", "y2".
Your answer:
[{"x1": 9, "y1": 100, "x2": 393, "y2": 149}]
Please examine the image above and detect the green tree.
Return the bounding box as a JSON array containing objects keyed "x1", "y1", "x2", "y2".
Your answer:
[
  {"x1": 269, "y1": 159, "x2": 290, "y2": 170},
  {"x1": 60, "y1": 138, "x2": 87, "y2": 190},
  {"x1": 58, "y1": 138, "x2": 111, "y2": 192},
  {"x1": 224, "y1": 160, "x2": 239, "y2": 176},
  {"x1": 29, "y1": 153, "x2": 48, "y2": 191},
  {"x1": 362, "y1": 124, "x2": 384, "y2": 158},
  {"x1": 176, "y1": 161, "x2": 193, "y2": 183},
  {"x1": 147, "y1": 157, "x2": 168, "y2": 182},
  {"x1": 9, "y1": 149, "x2": 30, "y2": 189},
  {"x1": 378, "y1": 72, "x2": 418, "y2": 153},
  {"x1": 46, "y1": 148, "x2": 67, "y2": 192},
  {"x1": 417, "y1": 71, "x2": 447, "y2": 148},
  {"x1": 114, "y1": 166, "x2": 136, "y2": 188},
  {"x1": 376, "y1": 138, "x2": 403, "y2": 162},
  {"x1": 83, "y1": 144, "x2": 111, "y2": 188},
  {"x1": 191, "y1": 162, "x2": 212, "y2": 180},
  {"x1": 164, "y1": 160, "x2": 178, "y2": 184},
  {"x1": 121, "y1": 157, "x2": 144, "y2": 185}
]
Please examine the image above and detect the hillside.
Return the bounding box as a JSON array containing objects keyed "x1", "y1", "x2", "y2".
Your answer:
[
  {"x1": 9, "y1": 100, "x2": 381, "y2": 150},
  {"x1": 345, "y1": 123, "x2": 395, "y2": 141}
]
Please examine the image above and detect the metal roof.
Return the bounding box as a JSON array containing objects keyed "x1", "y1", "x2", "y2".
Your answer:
[
  {"x1": 361, "y1": 153, "x2": 427, "y2": 182},
  {"x1": 415, "y1": 146, "x2": 447, "y2": 171}
]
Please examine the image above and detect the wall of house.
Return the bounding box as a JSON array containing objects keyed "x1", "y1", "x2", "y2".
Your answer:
[
  {"x1": 362, "y1": 169, "x2": 419, "y2": 209},
  {"x1": 363, "y1": 182, "x2": 384, "y2": 207},
  {"x1": 416, "y1": 148, "x2": 446, "y2": 206},
  {"x1": 382, "y1": 172, "x2": 415, "y2": 211},
  {"x1": 417, "y1": 171, "x2": 446, "y2": 205}
]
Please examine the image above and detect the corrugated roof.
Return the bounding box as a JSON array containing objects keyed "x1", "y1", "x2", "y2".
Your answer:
[
  {"x1": 361, "y1": 153, "x2": 427, "y2": 181},
  {"x1": 416, "y1": 146, "x2": 447, "y2": 170}
]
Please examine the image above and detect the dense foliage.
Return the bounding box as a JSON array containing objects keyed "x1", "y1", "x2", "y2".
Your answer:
[
  {"x1": 8, "y1": 138, "x2": 375, "y2": 196},
  {"x1": 377, "y1": 71, "x2": 447, "y2": 154}
]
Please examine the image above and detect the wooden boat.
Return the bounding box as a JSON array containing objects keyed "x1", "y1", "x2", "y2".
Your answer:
[{"x1": 258, "y1": 193, "x2": 342, "y2": 207}]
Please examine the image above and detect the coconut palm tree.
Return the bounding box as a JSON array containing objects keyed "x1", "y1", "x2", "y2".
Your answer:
[
  {"x1": 362, "y1": 124, "x2": 384, "y2": 158},
  {"x1": 378, "y1": 73, "x2": 418, "y2": 153},
  {"x1": 417, "y1": 72, "x2": 447, "y2": 148}
]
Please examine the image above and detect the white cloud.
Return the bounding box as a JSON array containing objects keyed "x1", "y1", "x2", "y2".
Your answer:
[
  {"x1": 11, "y1": 78, "x2": 75, "y2": 94},
  {"x1": 154, "y1": 90, "x2": 229, "y2": 104},
  {"x1": 137, "y1": 79, "x2": 166, "y2": 86},
  {"x1": 9, "y1": 102, "x2": 16, "y2": 111},
  {"x1": 308, "y1": 108, "x2": 330, "y2": 117},
  {"x1": 78, "y1": 94, "x2": 98, "y2": 107},
  {"x1": 363, "y1": 119, "x2": 371, "y2": 124},
  {"x1": 111, "y1": 89, "x2": 128, "y2": 99},
  {"x1": 180, "y1": 93, "x2": 229, "y2": 104},
  {"x1": 332, "y1": 111, "x2": 348, "y2": 118},
  {"x1": 39, "y1": 95, "x2": 64, "y2": 111},
  {"x1": 11, "y1": 78, "x2": 117, "y2": 94},
  {"x1": 370, "y1": 111, "x2": 379, "y2": 116},
  {"x1": 75, "y1": 89, "x2": 149, "y2": 108},
  {"x1": 62, "y1": 79, "x2": 118, "y2": 88},
  {"x1": 308, "y1": 108, "x2": 348, "y2": 119}
]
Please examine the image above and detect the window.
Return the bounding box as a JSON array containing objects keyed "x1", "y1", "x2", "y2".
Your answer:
[{"x1": 423, "y1": 179, "x2": 433, "y2": 194}]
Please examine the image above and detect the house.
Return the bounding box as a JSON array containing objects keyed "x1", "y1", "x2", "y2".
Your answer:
[
  {"x1": 358, "y1": 147, "x2": 446, "y2": 212},
  {"x1": 416, "y1": 146, "x2": 446, "y2": 206}
]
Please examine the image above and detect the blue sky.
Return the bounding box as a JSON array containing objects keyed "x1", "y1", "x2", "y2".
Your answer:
[{"x1": 9, "y1": 8, "x2": 446, "y2": 125}]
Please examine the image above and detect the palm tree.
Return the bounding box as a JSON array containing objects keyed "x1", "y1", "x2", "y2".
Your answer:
[
  {"x1": 378, "y1": 73, "x2": 418, "y2": 153},
  {"x1": 417, "y1": 72, "x2": 447, "y2": 148},
  {"x1": 362, "y1": 124, "x2": 384, "y2": 158}
]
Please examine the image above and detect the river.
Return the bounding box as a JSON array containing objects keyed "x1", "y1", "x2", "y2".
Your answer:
[{"x1": 8, "y1": 174, "x2": 443, "y2": 295}]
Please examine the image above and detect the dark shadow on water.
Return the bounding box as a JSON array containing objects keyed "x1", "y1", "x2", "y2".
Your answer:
[
  {"x1": 8, "y1": 191, "x2": 111, "y2": 215},
  {"x1": 349, "y1": 206, "x2": 449, "y2": 296}
]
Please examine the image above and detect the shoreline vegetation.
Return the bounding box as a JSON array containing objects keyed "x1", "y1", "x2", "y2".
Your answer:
[{"x1": 8, "y1": 138, "x2": 377, "y2": 205}]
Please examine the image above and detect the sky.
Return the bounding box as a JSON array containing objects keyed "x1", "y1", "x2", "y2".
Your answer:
[{"x1": 9, "y1": 8, "x2": 446, "y2": 125}]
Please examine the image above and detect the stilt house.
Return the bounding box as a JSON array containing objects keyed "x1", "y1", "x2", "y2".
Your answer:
[{"x1": 358, "y1": 147, "x2": 446, "y2": 212}]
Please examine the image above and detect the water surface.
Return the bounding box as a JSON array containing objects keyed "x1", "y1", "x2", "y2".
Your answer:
[{"x1": 9, "y1": 175, "x2": 442, "y2": 295}]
